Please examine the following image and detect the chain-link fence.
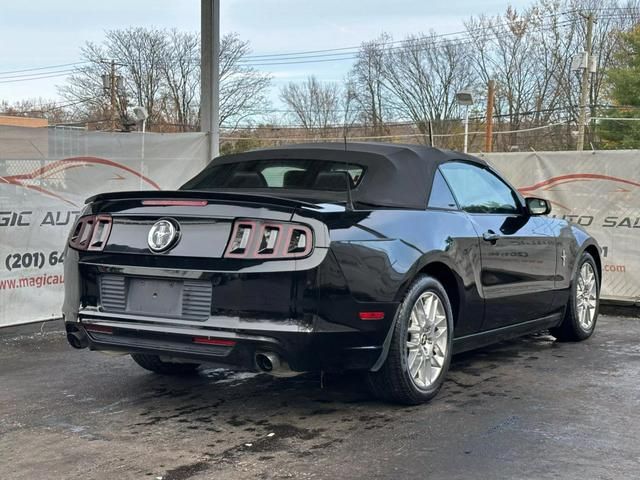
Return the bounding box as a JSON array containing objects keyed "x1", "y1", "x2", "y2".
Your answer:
[{"x1": 218, "y1": 120, "x2": 602, "y2": 155}]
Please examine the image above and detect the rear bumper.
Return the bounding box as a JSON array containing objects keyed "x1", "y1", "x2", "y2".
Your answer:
[
  {"x1": 66, "y1": 310, "x2": 386, "y2": 372},
  {"x1": 63, "y1": 242, "x2": 399, "y2": 372}
]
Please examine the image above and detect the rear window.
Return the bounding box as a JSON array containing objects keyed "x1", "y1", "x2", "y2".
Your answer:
[{"x1": 182, "y1": 159, "x2": 365, "y2": 191}]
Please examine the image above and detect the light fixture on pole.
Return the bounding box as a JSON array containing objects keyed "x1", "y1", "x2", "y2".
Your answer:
[
  {"x1": 132, "y1": 106, "x2": 149, "y2": 133},
  {"x1": 456, "y1": 89, "x2": 475, "y2": 153}
]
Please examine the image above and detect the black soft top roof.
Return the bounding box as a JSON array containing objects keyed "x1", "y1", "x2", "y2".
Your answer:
[{"x1": 191, "y1": 142, "x2": 487, "y2": 209}]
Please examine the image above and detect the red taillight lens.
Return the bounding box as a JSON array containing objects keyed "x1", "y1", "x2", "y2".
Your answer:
[
  {"x1": 224, "y1": 219, "x2": 313, "y2": 259},
  {"x1": 69, "y1": 214, "x2": 112, "y2": 251},
  {"x1": 88, "y1": 215, "x2": 113, "y2": 251},
  {"x1": 226, "y1": 220, "x2": 257, "y2": 256}
]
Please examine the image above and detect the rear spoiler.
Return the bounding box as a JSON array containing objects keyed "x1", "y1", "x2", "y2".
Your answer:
[{"x1": 85, "y1": 189, "x2": 323, "y2": 210}]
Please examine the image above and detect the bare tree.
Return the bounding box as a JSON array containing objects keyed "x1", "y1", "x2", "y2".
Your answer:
[
  {"x1": 0, "y1": 98, "x2": 76, "y2": 125},
  {"x1": 280, "y1": 76, "x2": 342, "y2": 133},
  {"x1": 161, "y1": 30, "x2": 200, "y2": 131},
  {"x1": 106, "y1": 28, "x2": 167, "y2": 126},
  {"x1": 59, "y1": 28, "x2": 167, "y2": 129},
  {"x1": 565, "y1": 0, "x2": 640, "y2": 144},
  {"x1": 59, "y1": 29, "x2": 271, "y2": 132},
  {"x1": 57, "y1": 43, "x2": 117, "y2": 129},
  {"x1": 383, "y1": 32, "x2": 475, "y2": 136},
  {"x1": 466, "y1": 8, "x2": 540, "y2": 142},
  {"x1": 464, "y1": 0, "x2": 640, "y2": 149},
  {"x1": 349, "y1": 34, "x2": 392, "y2": 135},
  {"x1": 218, "y1": 33, "x2": 273, "y2": 130}
]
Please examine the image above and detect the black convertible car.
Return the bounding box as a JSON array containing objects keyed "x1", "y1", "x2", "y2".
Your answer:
[{"x1": 63, "y1": 143, "x2": 601, "y2": 404}]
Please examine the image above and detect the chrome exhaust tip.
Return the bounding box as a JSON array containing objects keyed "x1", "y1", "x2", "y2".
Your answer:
[
  {"x1": 255, "y1": 352, "x2": 300, "y2": 378},
  {"x1": 255, "y1": 352, "x2": 280, "y2": 372},
  {"x1": 65, "y1": 324, "x2": 88, "y2": 349}
]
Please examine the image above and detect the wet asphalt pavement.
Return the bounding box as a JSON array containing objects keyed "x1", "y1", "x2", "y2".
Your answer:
[{"x1": 1, "y1": 315, "x2": 639, "y2": 480}]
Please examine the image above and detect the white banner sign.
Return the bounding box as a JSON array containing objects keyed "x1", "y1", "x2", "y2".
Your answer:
[
  {"x1": 484, "y1": 150, "x2": 640, "y2": 304},
  {"x1": 1, "y1": 130, "x2": 638, "y2": 327},
  {"x1": 0, "y1": 126, "x2": 207, "y2": 327}
]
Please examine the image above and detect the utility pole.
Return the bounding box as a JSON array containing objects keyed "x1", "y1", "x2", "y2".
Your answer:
[
  {"x1": 110, "y1": 60, "x2": 117, "y2": 131},
  {"x1": 577, "y1": 13, "x2": 595, "y2": 151},
  {"x1": 485, "y1": 79, "x2": 495, "y2": 153},
  {"x1": 101, "y1": 60, "x2": 124, "y2": 132}
]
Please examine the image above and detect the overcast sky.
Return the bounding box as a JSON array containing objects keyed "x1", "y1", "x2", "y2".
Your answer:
[{"x1": 0, "y1": 0, "x2": 533, "y2": 104}]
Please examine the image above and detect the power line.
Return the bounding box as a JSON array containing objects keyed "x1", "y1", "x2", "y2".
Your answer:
[
  {"x1": 234, "y1": 9, "x2": 635, "y2": 66},
  {"x1": 2, "y1": 97, "x2": 99, "y2": 113},
  {"x1": 0, "y1": 61, "x2": 88, "y2": 76},
  {"x1": 1, "y1": 5, "x2": 635, "y2": 79},
  {"x1": 240, "y1": 15, "x2": 638, "y2": 68},
  {"x1": 2, "y1": 9, "x2": 633, "y2": 80},
  {"x1": 0, "y1": 70, "x2": 78, "y2": 84},
  {"x1": 238, "y1": 20, "x2": 578, "y2": 66},
  {"x1": 239, "y1": 8, "x2": 585, "y2": 61},
  {"x1": 0, "y1": 68, "x2": 81, "y2": 80}
]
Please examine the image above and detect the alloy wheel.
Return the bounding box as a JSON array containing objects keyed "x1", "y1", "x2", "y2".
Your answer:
[
  {"x1": 576, "y1": 262, "x2": 597, "y2": 330},
  {"x1": 406, "y1": 292, "x2": 449, "y2": 389}
]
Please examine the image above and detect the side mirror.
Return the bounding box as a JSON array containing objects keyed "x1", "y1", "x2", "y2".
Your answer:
[{"x1": 525, "y1": 197, "x2": 551, "y2": 216}]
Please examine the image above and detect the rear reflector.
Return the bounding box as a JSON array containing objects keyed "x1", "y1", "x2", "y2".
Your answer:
[
  {"x1": 359, "y1": 311, "x2": 385, "y2": 321},
  {"x1": 142, "y1": 200, "x2": 208, "y2": 206},
  {"x1": 193, "y1": 337, "x2": 236, "y2": 347},
  {"x1": 84, "y1": 324, "x2": 113, "y2": 334}
]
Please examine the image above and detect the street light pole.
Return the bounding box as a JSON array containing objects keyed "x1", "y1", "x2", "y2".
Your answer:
[
  {"x1": 456, "y1": 89, "x2": 475, "y2": 154},
  {"x1": 201, "y1": 0, "x2": 220, "y2": 162},
  {"x1": 463, "y1": 106, "x2": 470, "y2": 154}
]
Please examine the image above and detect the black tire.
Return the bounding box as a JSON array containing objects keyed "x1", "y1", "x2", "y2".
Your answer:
[
  {"x1": 131, "y1": 353, "x2": 201, "y2": 375},
  {"x1": 367, "y1": 275, "x2": 454, "y2": 405},
  {"x1": 550, "y1": 252, "x2": 600, "y2": 342}
]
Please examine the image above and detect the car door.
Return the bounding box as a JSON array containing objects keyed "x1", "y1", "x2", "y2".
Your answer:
[{"x1": 439, "y1": 161, "x2": 557, "y2": 330}]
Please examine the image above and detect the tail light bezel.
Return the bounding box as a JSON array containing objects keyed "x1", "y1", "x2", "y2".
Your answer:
[
  {"x1": 69, "y1": 214, "x2": 113, "y2": 252},
  {"x1": 224, "y1": 219, "x2": 314, "y2": 259}
]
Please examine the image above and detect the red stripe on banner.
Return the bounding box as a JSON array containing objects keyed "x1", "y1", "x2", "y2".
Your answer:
[
  {"x1": 520, "y1": 173, "x2": 640, "y2": 193},
  {"x1": 0, "y1": 180, "x2": 78, "y2": 207},
  {"x1": 4, "y1": 156, "x2": 162, "y2": 190},
  {"x1": 0, "y1": 156, "x2": 162, "y2": 205}
]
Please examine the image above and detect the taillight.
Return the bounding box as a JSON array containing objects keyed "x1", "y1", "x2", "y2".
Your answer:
[
  {"x1": 224, "y1": 219, "x2": 313, "y2": 259},
  {"x1": 69, "y1": 214, "x2": 112, "y2": 251}
]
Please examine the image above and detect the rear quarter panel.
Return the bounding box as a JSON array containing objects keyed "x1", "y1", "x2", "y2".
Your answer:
[
  {"x1": 551, "y1": 217, "x2": 601, "y2": 309},
  {"x1": 315, "y1": 209, "x2": 484, "y2": 337}
]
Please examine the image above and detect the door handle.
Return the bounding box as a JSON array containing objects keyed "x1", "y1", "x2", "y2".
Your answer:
[{"x1": 482, "y1": 230, "x2": 500, "y2": 242}]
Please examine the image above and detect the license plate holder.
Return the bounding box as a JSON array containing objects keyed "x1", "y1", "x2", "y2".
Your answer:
[{"x1": 127, "y1": 278, "x2": 183, "y2": 317}]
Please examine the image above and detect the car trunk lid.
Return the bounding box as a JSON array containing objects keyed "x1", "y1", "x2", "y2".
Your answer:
[{"x1": 85, "y1": 190, "x2": 324, "y2": 258}]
